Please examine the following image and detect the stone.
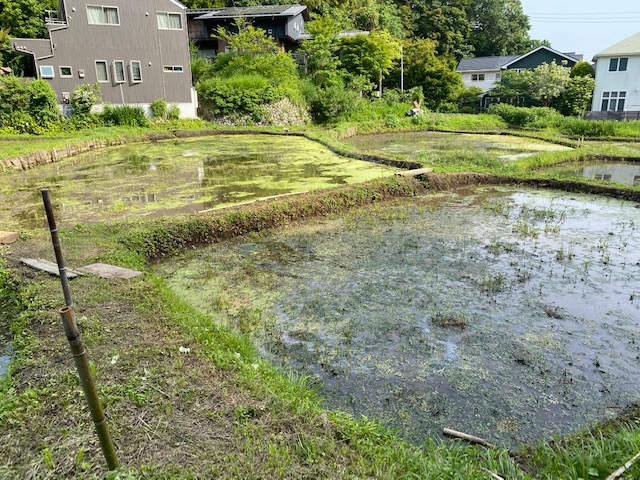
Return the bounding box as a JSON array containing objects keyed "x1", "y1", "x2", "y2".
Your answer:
[
  {"x1": 0, "y1": 231, "x2": 18, "y2": 244},
  {"x1": 20, "y1": 258, "x2": 79, "y2": 278},
  {"x1": 77, "y1": 263, "x2": 142, "y2": 279}
]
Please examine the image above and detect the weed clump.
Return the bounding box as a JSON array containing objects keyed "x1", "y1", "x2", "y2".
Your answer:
[{"x1": 431, "y1": 311, "x2": 468, "y2": 329}]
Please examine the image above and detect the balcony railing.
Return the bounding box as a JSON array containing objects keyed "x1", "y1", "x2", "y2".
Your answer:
[{"x1": 45, "y1": 10, "x2": 67, "y2": 25}]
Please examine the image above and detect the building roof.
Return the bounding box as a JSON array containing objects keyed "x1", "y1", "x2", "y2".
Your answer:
[
  {"x1": 593, "y1": 32, "x2": 640, "y2": 59},
  {"x1": 189, "y1": 4, "x2": 309, "y2": 21},
  {"x1": 457, "y1": 46, "x2": 582, "y2": 72}
]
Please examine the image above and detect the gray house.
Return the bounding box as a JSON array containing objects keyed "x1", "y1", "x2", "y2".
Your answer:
[
  {"x1": 10, "y1": 0, "x2": 198, "y2": 117},
  {"x1": 187, "y1": 5, "x2": 310, "y2": 60}
]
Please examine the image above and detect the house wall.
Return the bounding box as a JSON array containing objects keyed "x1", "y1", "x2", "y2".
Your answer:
[
  {"x1": 13, "y1": 0, "x2": 196, "y2": 117},
  {"x1": 460, "y1": 70, "x2": 501, "y2": 93},
  {"x1": 507, "y1": 50, "x2": 577, "y2": 70},
  {"x1": 591, "y1": 55, "x2": 640, "y2": 112}
]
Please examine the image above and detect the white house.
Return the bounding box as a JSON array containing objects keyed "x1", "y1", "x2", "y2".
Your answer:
[
  {"x1": 457, "y1": 46, "x2": 582, "y2": 93},
  {"x1": 591, "y1": 32, "x2": 640, "y2": 113}
]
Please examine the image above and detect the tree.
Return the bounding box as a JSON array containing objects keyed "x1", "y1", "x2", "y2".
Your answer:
[
  {"x1": 528, "y1": 61, "x2": 571, "y2": 106},
  {"x1": 403, "y1": 0, "x2": 471, "y2": 58},
  {"x1": 466, "y1": 0, "x2": 531, "y2": 56},
  {"x1": 391, "y1": 38, "x2": 463, "y2": 109},
  {"x1": 559, "y1": 76, "x2": 595, "y2": 116},
  {"x1": 338, "y1": 30, "x2": 401, "y2": 96},
  {"x1": 0, "y1": 0, "x2": 57, "y2": 39},
  {"x1": 213, "y1": 19, "x2": 279, "y2": 56},
  {"x1": 570, "y1": 60, "x2": 595, "y2": 78},
  {"x1": 301, "y1": 15, "x2": 342, "y2": 88}
]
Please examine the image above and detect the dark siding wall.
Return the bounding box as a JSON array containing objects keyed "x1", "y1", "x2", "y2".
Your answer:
[
  {"x1": 507, "y1": 50, "x2": 577, "y2": 70},
  {"x1": 37, "y1": 0, "x2": 192, "y2": 104}
]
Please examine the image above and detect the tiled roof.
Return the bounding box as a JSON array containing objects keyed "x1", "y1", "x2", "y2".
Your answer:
[
  {"x1": 190, "y1": 4, "x2": 308, "y2": 20},
  {"x1": 456, "y1": 55, "x2": 520, "y2": 72},
  {"x1": 594, "y1": 32, "x2": 640, "y2": 58}
]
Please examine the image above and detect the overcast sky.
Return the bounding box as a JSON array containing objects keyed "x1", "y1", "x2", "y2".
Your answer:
[{"x1": 520, "y1": 0, "x2": 640, "y2": 61}]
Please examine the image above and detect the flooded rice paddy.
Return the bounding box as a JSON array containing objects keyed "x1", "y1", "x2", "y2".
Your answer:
[
  {"x1": 158, "y1": 187, "x2": 640, "y2": 446},
  {"x1": 344, "y1": 131, "x2": 571, "y2": 161},
  {"x1": 0, "y1": 135, "x2": 394, "y2": 229}
]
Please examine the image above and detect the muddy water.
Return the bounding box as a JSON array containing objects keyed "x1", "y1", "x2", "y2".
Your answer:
[
  {"x1": 0, "y1": 135, "x2": 395, "y2": 229},
  {"x1": 344, "y1": 131, "x2": 571, "y2": 160},
  {"x1": 543, "y1": 161, "x2": 640, "y2": 186},
  {"x1": 158, "y1": 188, "x2": 640, "y2": 446}
]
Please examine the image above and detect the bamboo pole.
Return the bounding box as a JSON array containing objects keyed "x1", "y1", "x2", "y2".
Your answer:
[
  {"x1": 41, "y1": 189, "x2": 72, "y2": 307},
  {"x1": 59, "y1": 306, "x2": 119, "y2": 470},
  {"x1": 41, "y1": 189, "x2": 120, "y2": 470},
  {"x1": 605, "y1": 451, "x2": 640, "y2": 480}
]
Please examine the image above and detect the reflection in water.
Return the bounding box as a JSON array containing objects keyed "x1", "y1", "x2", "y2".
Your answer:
[
  {"x1": 0, "y1": 136, "x2": 394, "y2": 229},
  {"x1": 582, "y1": 164, "x2": 640, "y2": 186}
]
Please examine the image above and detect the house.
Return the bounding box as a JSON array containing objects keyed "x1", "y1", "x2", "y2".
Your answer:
[
  {"x1": 590, "y1": 32, "x2": 640, "y2": 115},
  {"x1": 10, "y1": 0, "x2": 198, "y2": 118},
  {"x1": 457, "y1": 46, "x2": 582, "y2": 93},
  {"x1": 187, "y1": 5, "x2": 310, "y2": 60}
]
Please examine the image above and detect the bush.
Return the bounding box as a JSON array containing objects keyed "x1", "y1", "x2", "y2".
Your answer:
[
  {"x1": 167, "y1": 104, "x2": 180, "y2": 120},
  {"x1": 71, "y1": 83, "x2": 101, "y2": 115},
  {"x1": 101, "y1": 104, "x2": 149, "y2": 127},
  {"x1": 557, "y1": 117, "x2": 617, "y2": 138},
  {"x1": 487, "y1": 103, "x2": 561, "y2": 128},
  {"x1": 0, "y1": 75, "x2": 60, "y2": 133},
  {"x1": 303, "y1": 81, "x2": 360, "y2": 123},
  {"x1": 150, "y1": 98, "x2": 168, "y2": 119}
]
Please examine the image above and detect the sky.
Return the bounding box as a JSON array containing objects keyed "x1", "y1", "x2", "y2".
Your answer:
[{"x1": 520, "y1": 0, "x2": 640, "y2": 61}]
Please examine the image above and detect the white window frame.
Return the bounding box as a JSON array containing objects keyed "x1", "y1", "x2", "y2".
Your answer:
[
  {"x1": 129, "y1": 60, "x2": 142, "y2": 84},
  {"x1": 471, "y1": 73, "x2": 485, "y2": 82},
  {"x1": 156, "y1": 11, "x2": 183, "y2": 30},
  {"x1": 95, "y1": 60, "x2": 109, "y2": 82},
  {"x1": 87, "y1": 5, "x2": 120, "y2": 25},
  {"x1": 113, "y1": 60, "x2": 125, "y2": 83},
  {"x1": 59, "y1": 66, "x2": 73, "y2": 78},
  {"x1": 601, "y1": 91, "x2": 626, "y2": 112},
  {"x1": 163, "y1": 65, "x2": 184, "y2": 72},
  {"x1": 39, "y1": 65, "x2": 55, "y2": 78}
]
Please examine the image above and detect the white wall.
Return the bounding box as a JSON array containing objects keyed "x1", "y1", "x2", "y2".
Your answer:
[
  {"x1": 592, "y1": 56, "x2": 640, "y2": 111},
  {"x1": 460, "y1": 70, "x2": 501, "y2": 93}
]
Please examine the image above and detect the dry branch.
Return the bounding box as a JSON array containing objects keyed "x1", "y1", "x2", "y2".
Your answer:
[
  {"x1": 605, "y1": 451, "x2": 640, "y2": 480},
  {"x1": 443, "y1": 428, "x2": 496, "y2": 448},
  {"x1": 479, "y1": 467, "x2": 505, "y2": 480}
]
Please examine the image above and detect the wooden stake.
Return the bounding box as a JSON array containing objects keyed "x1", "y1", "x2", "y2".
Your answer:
[
  {"x1": 479, "y1": 467, "x2": 505, "y2": 480},
  {"x1": 443, "y1": 428, "x2": 496, "y2": 448},
  {"x1": 605, "y1": 451, "x2": 640, "y2": 480}
]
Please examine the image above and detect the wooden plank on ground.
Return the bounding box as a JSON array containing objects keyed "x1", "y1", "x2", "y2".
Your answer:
[
  {"x1": 20, "y1": 258, "x2": 79, "y2": 278},
  {"x1": 77, "y1": 263, "x2": 142, "y2": 279},
  {"x1": 198, "y1": 191, "x2": 309, "y2": 214},
  {"x1": 395, "y1": 168, "x2": 434, "y2": 177}
]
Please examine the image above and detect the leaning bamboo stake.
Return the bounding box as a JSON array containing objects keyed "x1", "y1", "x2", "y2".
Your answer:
[
  {"x1": 59, "y1": 307, "x2": 119, "y2": 470},
  {"x1": 443, "y1": 428, "x2": 496, "y2": 448},
  {"x1": 479, "y1": 467, "x2": 505, "y2": 480},
  {"x1": 41, "y1": 189, "x2": 119, "y2": 470},
  {"x1": 605, "y1": 451, "x2": 640, "y2": 480}
]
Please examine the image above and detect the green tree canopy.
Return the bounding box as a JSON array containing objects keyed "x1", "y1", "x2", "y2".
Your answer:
[
  {"x1": 570, "y1": 60, "x2": 595, "y2": 78},
  {"x1": 466, "y1": 0, "x2": 531, "y2": 56},
  {"x1": 301, "y1": 15, "x2": 343, "y2": 88}
]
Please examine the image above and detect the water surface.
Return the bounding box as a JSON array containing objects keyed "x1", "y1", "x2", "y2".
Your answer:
[
  {"x1": 158, "y1": 188, "x2": 640, "y2": 446},
  {"x1": 0, "y1": 135, "x2": 395, "y2": 229}
]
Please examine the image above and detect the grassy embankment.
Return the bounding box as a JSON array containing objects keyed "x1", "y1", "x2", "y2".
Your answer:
[{"x1": 1, "y1": 115, "x2": 640, "y2": 479}]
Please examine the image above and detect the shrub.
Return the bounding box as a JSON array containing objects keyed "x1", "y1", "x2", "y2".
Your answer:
[
  {"x1": 303, "y1": 81, "x2": 360, "y2": 123},
  {"x1": 150, "y1": 98, "x2": 168, "y2": 119},
  {"x1": 167, "y1": 104, "x2": 180, "y2": 120},
  {"x1": 0, "y1": 75, "x2": 60, "y2": 133},
  {"x1": 557, "y1": 117, "x2": 617, "y2": 138},
  {"x1": 101, "y1": 104, "x2": 149, "y2": 127},
  {"x1": 71, "y1": 83, "x2": 101, "y2": 115},
  {"x1": 487, "y1": 103, "x2": 561, "y2": 128}
]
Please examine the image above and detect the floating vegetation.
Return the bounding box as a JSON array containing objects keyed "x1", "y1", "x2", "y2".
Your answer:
[{"x1": 158, "y1": 187, "x2": 640, "y2": 446}]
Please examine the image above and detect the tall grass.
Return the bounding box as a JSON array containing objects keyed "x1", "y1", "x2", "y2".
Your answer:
[{"x1": 101, "y1": 104, "x2": 150, "y2": 127}]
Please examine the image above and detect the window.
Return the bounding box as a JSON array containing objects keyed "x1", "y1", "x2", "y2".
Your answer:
[
  {"x1": 163, "y1": 65, "x2": 184, "y2": 72},
  {"x1": 95, "y1": 61, "x2": 109, "y2": 82},
  {"x1": 495, "y1": 73, "x2": 501, "y2": 81},
  {"x1": 129, "y1": 61, "x2": 142, "y2": 83},
  {"x1": 59, "y1": 66, "x2": 72, "y2": 77},
  {"x1": 633, "y1": 175, "x2": 640, "y2": 186},
  {"x1": 608, "y1": 57, "x2": 628, "y2": 72},
  {"x1": 39, "y1": 65, "x2": 54, "y2": 78},
  {"x1": 87, "y1": 5, "x2": 119, "y2": 25},
  {"x1": 113, "y1": 60, "x2": 125, "y2": 83},
  {"x1": 601, "y1": 91, "x2": 626, "y2": 111},
  {"x1": 594, "y1": 174, "x2": 612, "y2": 181},
  {"x1": 156, "y1": 12, "x2": 182, "y2": 30},
  {"x1": 471, "y1": 73, "x2": 485, "y2": 81}
]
